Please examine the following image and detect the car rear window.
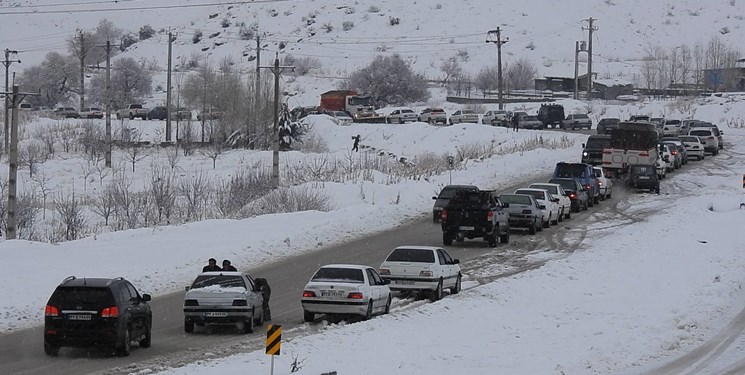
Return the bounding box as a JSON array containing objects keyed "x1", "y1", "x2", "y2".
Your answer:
[
  {"x1": 499, "y1": 194, "x2": 533, "y2": 205},
  {"x1": 432, "y1": 109, "x2": 445, "y2": 113},
  {"x1": 530, "y1": 184, "x2": 558, "y2": 195},
  {"x1": 631, "y1": 165, "x2": 653, "y2": 174},
  {"x1": 515, "y1": 189, "x2": 545, "y2": 200},
  {"x1": 386, "y1": 248, "x2": 435, "y2": 263},
  {"x1": 572, "y1": 114, "x2": 589, "y2": 119},
  {"x1": 689, "y1": 130, "x2": 711, "y2": 136},
  {"x1": 49, "y1": 287, "x2": 114, "y2": 309},
  {"x1": 312, "y1": 267, "x2": 365, "y2": 283},
  {"x1": 191, "y1": 275, "x2": 246, "y2": 289},
  {"x1": 549, "y1": 179, "x2": 576, "y2": 191}
]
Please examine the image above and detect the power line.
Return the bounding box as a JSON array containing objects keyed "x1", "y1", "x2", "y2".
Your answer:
[{"x1": 0, "y1": 0, "x2": 293, "y2": 15}]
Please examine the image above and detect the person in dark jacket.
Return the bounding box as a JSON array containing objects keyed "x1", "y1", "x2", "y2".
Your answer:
[
  {"x1": 222, "y1": 259, "x2": 238, "y2": 271},
  {"x1": 512, "y1": 114, "x2": 519, "y2": 132},
  {"x1": 254, "y1": 278, "x2": 272, "y2": 321},
  {"x1": 202, "y1": 258, "x2": 222, "y2": 272},
  {"x1": 352, "y1": 134, "x2": 360, "y2": 152}
]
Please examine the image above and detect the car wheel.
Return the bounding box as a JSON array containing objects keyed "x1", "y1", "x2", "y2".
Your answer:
[
  {"x1": 594, "y1": 195, "x2": 600, "y2": 204},
  {"x1": 538, "y1": 219, "x2": 544, "y2": 231},
  {"x1": 384, "y1": 295, "x2": 392, "y2": 314},
  {"x1": 697, "y1": 155, "x2": 702, "y2": 161},
  {"x1": 542, "y1": 216, "x2": 550, "y2": 228},
  {"x1": 129, "y1": 113, "x2": 135, "y2": 120},
  {"x1": 450, "y1": 273, "x2": 462, "y2": 294},
  {"x1": 116, "y1": 327, "x2": 131, "y2": 356},
  {"x1": 558, "y1": 209, "x2": 564, "y2": 222},
  {"x1": 433, "y1": 212, "x2": 440, "y2": 223},
  {"x1": 487, "y1": 234, "x2": 497, "y2": 247},
  {"x1": 499, "y1": 230, "x2": 510, "y2": 244},
  {"x1": 303, "y1": 310, "x2": 314, "y2": 323},
  {"x1": 430, "y1": 279, "x2": 444, "y2": 301},
  {"x1": 565, "y1": 208, "x2": 571, "y2": 219},
  {"x1": 184, "y1": 319, "x2": 195, "y2": 333},
  {"x1": 242, "y1": 312, "x2": 254, "y2": 334},
  {"x1": 588, "y1": 198, "x2": 594, "y2": 207},
  {"x1": 363, "y1": 300, "x2": 374, "y2": 320},
  {"x1": 443, "y1": 232, "x2": 453, "y2": 246},
  {"x1": 528, "y1": 219, "x2": 537, "y2": 235},
  {"x1": 44, "y1": 341, "x2": 60, "y2": 356},
  {"x1": 552, "y1": 214, "x2": 559, "y2": 226},
  {"x1": 582, "y1": 201, "x2": 588, "y2": 211},
  {"x1": 139, "y1": 324, "x2": 152, "y2": 348}
]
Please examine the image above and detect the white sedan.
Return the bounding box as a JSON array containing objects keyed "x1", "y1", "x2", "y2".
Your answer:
[
  {"x1": 379, "y1": 246, "x2": 461, "y2": 301},
  {"x1": 514, "y1": 188, "x2": 561, "y2": 227},
  {"x1": 592, "y1": 167, "x2": 613, "y2": 200},
  {"x1": 679, "y1": 135, "x2": 705, "y2": 160},
  {"x1": 449, "y1": 109, "x2": 479, "y2": 124},
  {"x1": 301, "y1": 264, "x2": 391, "y2": 322},
  {"x1": 528, "y1": 183, "x2": 571, "y2": 221}
]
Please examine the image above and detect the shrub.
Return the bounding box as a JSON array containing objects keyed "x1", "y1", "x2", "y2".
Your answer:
[
  {"x1": 221, "y1": 18, "x2": 231, "y2": 28},
  {"x1": 322, "y1": 23, "x2": 333, "y2": 33},
  {"x1": 120, "y1": 33, "x2": 138, "y2": 51},
  {"x1": 389, "y1": 16, "x2": 400, "y2": 26},
  {"x1": 192, "y1": 30, "x2": 203, "y2": 44},
  {"x1": 342, "y1": 21, "x2": 354, "y2": 31},
  {"x1": 241, "y1": 186, "x2": 333, "y2": 217},
  {"x1": 239, "y1": 25, "x2": 255, "y2": 40},
  {"x1": 348, "y1": 54, "x2": 429, "y2": 105},
  {"x1": 139, "y1": 25, "x2": 156, "y2": 40},
  {"x1": 368, "y1": 5, "x2": 380, "y2": 13}
]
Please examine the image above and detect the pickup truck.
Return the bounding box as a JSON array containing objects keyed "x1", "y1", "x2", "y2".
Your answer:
[
  {"x1": 440, "y1": 189, "x2": 509, "y2": 247},
  {"x1": 116, "y1": 104, "x2": 149, "y2": 120}
]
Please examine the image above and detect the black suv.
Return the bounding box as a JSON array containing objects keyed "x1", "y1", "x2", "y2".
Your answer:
[
  {"x1": 44, "y1": 276, "x2": 152, "y2": 356},
  {"x1": 581, "y1": 135, "x2": 611, "y2": 166},
  {"x1": 626, "y1": 164, "x2": 659, "y2": 194},
  {"x1": 597, "y1": 118, "x2": 620, "y2": 135},
  {"x1": 537, "y1": 103, "x2": 565, "y2": 129},
  {"x1": 147, "y1": 106, "x2": 168, "y2": 120},
  {"x1": 432, "y1": 185, "x2": 478, "y2": 223}
]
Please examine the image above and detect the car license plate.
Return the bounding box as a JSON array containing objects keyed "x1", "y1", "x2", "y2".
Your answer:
[
  {"x1": 320, "y1": 290, "x2": 344, "y2": 297},
  {"x1": 639, "y1": 176, "x2": 650, "y2": 179},
  {"x1": 395, "y1": 280, "x2": 415, "y2": 285},
  {"x1": 205, "y1": 312, "x2": 228, "y2": 318},
  {"x1": 459, "y1": 226, "x2": 475, "y2": 230},
  {"x1": 68, "y1": 314, "x2": 92, "y2": 321}
]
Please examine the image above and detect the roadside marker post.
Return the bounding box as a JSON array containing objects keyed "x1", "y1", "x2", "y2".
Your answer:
[
  {"x1": 742, "y1": 174, "x2": 744, "y2": 189},
  {"x1": 266, "y1": 324, "x2": 282, "y2": 375}
]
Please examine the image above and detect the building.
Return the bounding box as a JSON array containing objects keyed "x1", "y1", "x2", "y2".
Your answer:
[{"x1": 703, "y1": 60, "x2": 745, "y2": 91}]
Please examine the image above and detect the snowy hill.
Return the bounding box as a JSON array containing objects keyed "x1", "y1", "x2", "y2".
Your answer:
[{"x1": 2, "y1": 0, "x2": 743, "y2": 104}]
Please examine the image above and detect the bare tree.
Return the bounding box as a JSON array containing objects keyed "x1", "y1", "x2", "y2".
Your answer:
[
  {"x1": 120, "y1": 141, "x2": 151, "y2": 173},
  {"x1": 474, "y1": 65, "x2": 498, "y2": 97},
  {"x1": 80, "y1": 160, "x2": 96, "y2": 191},
  {"x1": 34, "y1": 126, "x2": 57, "y2": 158},
  {"x1": 19, "y1": 140, "x2": 49, "y2": 178},
  {"x1": 505, "y1": 57, "x2": 538, "y2": 91},
  {"x1": 178, "y1": 172, "x2": 210, "y2": 221},
  {"x1": 679, "y1": 45, "x2": 692, "y2": 88},
  {"x1": 57, "y1": 123, "x2": 78, "y2": 153},
  {"x1": 693, "y1": 43, "x2": 705, "y2": 89},
  {"x1": 32, "y1": 171, "x2": 57, "y2": 220},
  {"x1": 54, "y1": 192, "x2": 86, "y2": 241},
  {"x1": 148, "y1": 166, "x2": 177, "y2": 223},
  {"x1": 347, "y1": 54, "x2": 429, "y2": 105},
  {"x1": 91, "y1": 183, "x2": 117, "y2": 226},
  {"x1": 180, "y1": 122, "x2": 196, "y2": 156},
  {"x1": 440, "y1": 57, "x2": 462, "y2": 85},
  {"x1": 165, "y1": 146, "x2": 181, "y2": 170},
  {"x1": 112, "y1": 175, "x2": 138, "y2": 229},
  {"x1": 200, "y1": 142, "x2": 226, "y2": 169}
]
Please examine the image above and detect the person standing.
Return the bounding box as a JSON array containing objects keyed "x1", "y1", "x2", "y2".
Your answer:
[
  {"x1": 255, "y1": 278, "x2": 272, "y2": 321},
  {"x1": 352, "y1": 134, "x2": 361, "y2": 152},
  {"x1": 512, "y1": 114, "x2": 519, "y2": 132}
]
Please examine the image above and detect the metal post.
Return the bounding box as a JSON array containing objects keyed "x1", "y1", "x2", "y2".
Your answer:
[
  {"x1": 105, "y1": 41, "x2": 112, "y2": 168},
  {"x1": 271, "y1": 57, "x2": 280, "y2": 188},
  {"x1": 6, "y1": 85, "x2": 19, "y2": 239},
  {"x1": 574, "y1": 41, "x2": 579, "y2": 100},
  {"x1": 165, "y1": 31, "x2": 173, "y2": 142},
  {"x1": 270, "y1": 355, "x2": 275, "y2": 375}
]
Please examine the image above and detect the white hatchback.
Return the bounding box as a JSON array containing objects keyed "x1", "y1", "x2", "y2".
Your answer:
[
  {"x1": 379, "y1": 246, "x2": 462, "y2": 301},
  {"x1": 592, "y1": 167, "x2": 613, "y2": 200},
  {"x1": 514, "y1": 188, "x2": 561, "y2": 227},
  {"x1": 678, "y1": 135, "x2": 705, "y2": 160},
  {"x1": 528, "y1": 183, "x2": 571, "y2": 221},
  {"x1": 301, "y1": 264, "x2": 391, "y2": 322}
]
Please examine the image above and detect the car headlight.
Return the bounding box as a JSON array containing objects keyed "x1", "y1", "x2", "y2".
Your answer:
[{"x1": 582, "y1": 152, "x2": 588, "y2": 157}]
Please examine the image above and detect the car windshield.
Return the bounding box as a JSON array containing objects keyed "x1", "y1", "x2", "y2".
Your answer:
[
  {"x1": 530, "y1": 184, "x2": 558, "y2": 195},
  {"x1": 515, "y1": 190, "x2": 545, "y2": 200},
  {"x1": 572, "y1": 114, "x2": 589, "y2": 119},
  {"x1": 129, "y1": 104, "x2": 142, "y2": 109},
  {"x1": 500, "y1": 194, "x2": 533, "y2": 205},
  {"x1": 555, "y1": 163, "x2": 587, "y2": 178},
  {"x1": 402, "y1": 109, "x2": 414, "y2": 114},
  {"x1": 431, "y1": 108, "x2": 445, "y2": 113},
  {"x1": 585, "y1": 137, "x2": 611, "y2": 148},
  {"x1": 461, "y1": 110, "x2": 474, "y2": 114},
  {"x1": 689, "y1": 130, "x2": 711, "y2": 137},
  {"x1": 665, "y1": 120, "x2": 681, "y2": 125},
  {"x1": 523, "y1": 115, "x2": 538, "y2": 121},
  {"x1": 191, "y1": 275, "x2": 246, "y2": 289},
  {"x1": 386, "y1": 248, "x2": 435, "y2": 263},
  {"x1": 311, "y1": 267, "x2": 365, "y2": 283},
  {"x1": 49, "y1": 287, "x2": 114, "y2": 309},
  {"x1": 679, "y1": 136, "x2": 697, "y2": 142},
  {"x1": 348, "y1": 96, "x2": 373, "y2": 106}
]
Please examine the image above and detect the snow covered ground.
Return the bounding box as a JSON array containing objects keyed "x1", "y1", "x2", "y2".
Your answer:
[{"x1": 0, "y1": 95, "x2": 744, "y2": 374}]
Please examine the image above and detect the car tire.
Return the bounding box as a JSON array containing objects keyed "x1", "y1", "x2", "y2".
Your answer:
[
  {"x1": 582, "y1": 201, "x2": 588, "y2": 211},
  {"x1": 552, "y1": 215, "x2": 559, "y2": 226},
  {"x1": 451, "y1": 273, "x2": 462, "y2": 294},
  {"x1": 443, "y1": 232, "x2": 453, "y2": 246},
  {"x1": 430, "y1": 279, "x2": 444, "y2": 302},
  {"x1": 363, "y1": 300, "x2": 374, "y2": 320},
  {"x1": 565, "y1": 209, "x2": 571, "y2": 219},
  {"x1": 184, "y1": 319, "x2": 195, "y2": 333},
  {"x1": 242, "y1": 312, "x2": 254, "y2": 334},
  {"x1": 139, "y1": 324, "x2": 152, "y2": 348},
  {"x1": 499, "y1": 230, "x2": 510, "y2": 244},
  {"x1": 528, "y1": 220, "x2": 537, "y2": 235},
  {"x1": 594, "y1": 195, "x2": 600, "y2": 204},
  {"x1": 487, "y1": 234, "x2": 497, "y2": 247},
  {"x1": 384, "y1": 295, "x2": 392, "y2": 314},
  {"x1": 558, "y1": 209, "x2": 564, "y2": 222},
  {"x1": 303, "y1": 310, "x2": 314, "y2": 323},
  {"x1": 116, "y1": 327, "x2": 131, "y2": 357},
  {"x1": 255, "y1": 308, "x2": 264, "y2": 327},
  {"x1": 543, "y1": 216, "x2": 550, "y2": 228},
  {"x1": 44, "y1": 341, "x2": 60, "y2": 356},
  {"x1": 433, "y1": 212, "x2": 440, "y2": 223},
  {"x1": 588, "y1": 198, "x2": 594, "y2": 207},
  {"x1": 129, "y1": 113, "x2": 135, "y2": 120}
]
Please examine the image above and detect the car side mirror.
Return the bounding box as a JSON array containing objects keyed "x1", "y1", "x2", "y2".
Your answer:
[
  {"x1": 581, "y1": 143, "x2": 585, "y2": 148},
  {"x1": 539, "y1": 204, "x2": 546, "y2": 209},
  {"x1": 184, "y1": 286, "x2": 190, "y2": 291},
  {"x1": 502, "y1": 202, "x2": 509, "y2": 208},
  {"x1": 432, "y1": 196, "x2": 437, "y2": 200},
  {"x1": 452, "y1": 259, "x2": 460, "y2": 264},
  {"x1": 552, "y1": 198, "x2": 560, "y2": 203},
  {"x1": 720, "y1": 131, "x2": 724, "y2": 135},
  {"x1": 382, "y1": 279, "x2": 391, "y2": 285},
  {"x1": 142, "y1": 294, "x2": 152, "y2": 301}
]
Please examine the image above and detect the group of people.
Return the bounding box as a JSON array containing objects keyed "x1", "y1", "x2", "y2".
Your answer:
[{"x1": 202, "y1": 258, "x2": 237, "y2": 272}]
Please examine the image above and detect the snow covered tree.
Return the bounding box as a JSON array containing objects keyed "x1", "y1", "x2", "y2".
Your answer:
[
  {"x1": 18, "y1": 52, "x2": 78, "y2": 108},
  {"x1": 347, "y1": 54, "x2": 429, "y2": 105},
  {"x1": 89, "y1": 57, "x2": 152, "y2": 108}
]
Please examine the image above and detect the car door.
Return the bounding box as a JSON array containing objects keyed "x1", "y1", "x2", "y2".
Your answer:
[
  {"x1": 243, "y1": 276, "x2": 263, "y2": 313},
  {"x1": 438, "y1": 249, "x2": 457, "y2": 288},
  {"x1": 494, "y1": 195, "x2": 508, "y2": 228},
  {"x1": 125, "y1": 282, "x2": 150, "y2": 336},
  {"x1": 434, "y1": 250, "x2": 448, "y2": 285},
  {"x1": 365, "y1": 269, "x2": 382, "y2": 309}
]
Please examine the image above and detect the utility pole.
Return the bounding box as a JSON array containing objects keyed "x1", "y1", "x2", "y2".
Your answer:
[
  {"x1": 583, "y1": 18, "x2": 597, "y2": 100},
  {"x1": 165, "y1": 30, "x2": 174, "y2": 142},
  {"x1": 2, "y1": 85, "x2": 38, "y2": 239},
  {"x1": 77, "y1": 30, "x2": 87, "y2": 112},
  {"x1": 99, "y1": 41, "x2": 116, "y2": 168},
  {"x1": 486, "y1": 28, "x2": 508, "y2": 110},
  {"x1": 258, "y1": 54, "x2": 293, "y2": 189},
  {"x1": 3, "y1": 49, "x2": 20, "y2": 154}
]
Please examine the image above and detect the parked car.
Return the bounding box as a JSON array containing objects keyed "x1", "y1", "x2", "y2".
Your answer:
[
  {"x1": 54, "y1": 107, "x2": 79, "y2": 119},
  {"x1": 661, "y1": 141, "x2": 683, "y2": 169},
  {"x1": 514, "y1": 188, "x2": 561, "y2": 227},
  {"x1": 80, "y1": 107, "x2": 104, "y2": 119},
  {"x1": 528, "y1": 183, "x2": 571, "y2": 220},
  {"x1": 628, "y1": 115, "x2": 651, "y2": 122},
  {"x1": 596, "y1": 118, "x2": 620, "y2": 135},
  {"x1": 328, "y1": 111, "x2": 353, "y2": 125},
  {"x1": 549, "y1": 178, "x2": 590, "y2": 212},
  {"x1": 592, "y1": 167, "x2": 612, "y2": 200},
  {"x1": 660, "y1": 138, "x2": 688, "y2": 165},
  {"x1": 302, "y1": 264, "x2": 391, "y2": 322},
  {"x1": 386, "y1": 108, "x2": 417, "y2": 124},
  {"x1": 552, "y1": 162, "x2": 599, "y2": 205},
  {"x1": 440, "y1": 188, "x2": 510, "y2": 247},
  {"x1": 562, "y1": 113, "x2": 592, "y2": 130},
  {"x1": 432, "y1": 185, "x2": 479, "y2": 223},
  {"x1": 518, "y1": 115, "x2": 544, "y2": 130},
  {"x1": 171, "y1": 107, "x2": 192, "y2": 121},
  {"x1": 482, "y1": 110, "x2": 509, "y2": 126},
  {"x1": 183, "y1": 271, "x2": 266, "y2": 334},
  {"x1": 626, "y1": 164, "x2": 660, "y2": 194},
  {"x1": 661, "y1": 119, "x2": 682, "y2": 136},
  {"x1": 44, "y1": 276, "x2": 152, "y2": 356},
  {"x1": 659, "y1": 143, "x2": 675, "y2": 172},
  {"x1": 693, "y1": 122, "x2": 724, "y2": 149},
  {"x1": 19, "y1": 102, "x2": 34, "y2": 111},
  {"x1": 449, "y1": 109, "x2": 479, "y2": 124},
  {"x1": 498, "y1": 194, "x2": 544, "y2": 234},
  {"x1": 147, "y1": 106, "x2": 167, "y2": 120},
  {"x1": 581, "y1": 134, "x2": 612, "y2": 166},
  {"x1": 418, "y1": 107, "x2": 447, "y2": 124},
  {"x1": 678, "y1": 135, "x2": 705, "y2": 160},
  {"x1": 116, "y1": 104, "x2": 148, "y2": 120},
  {"x1": 197, "y1": 109, "x2": 224, "y2": 121},
  {"x1": 688, "y1": 127, "x2": 719, "y2": 155},
  {"x1": 379, "y1": 246, "x2": 461, "y2": 301},
  {"x1": 655, "y1": 156, "x2": 668, "y2": 179},
  {"x1": 680, "y1": 119, "x2": 701, "y2": 135},
  {"x1": 537, "y1": 103, "x2": 565, "y2": 129}
]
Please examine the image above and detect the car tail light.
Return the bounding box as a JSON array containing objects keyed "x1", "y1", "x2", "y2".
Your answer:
[
  {"x1": 347, "y1": 292, "x2": 364, "y2": 299},
  {"x1": 378, "y1": 268, "x2": 390, "y2": 275},
  {"x1": 602, "y1": 149, "x2": 612, "y2": 154},
  {"x1": 568, "y1": 193, "x2": 576, "y2": 199},
  {"x1": 101, "y1": 306, "x2": 119, "y2": 318},
  {"x1": 232, "y1": 299, "x2": 248, "y2": 306},
  {"x1": 184, "y1": 299, "x2": 199, "y2": 306},
  {"x1": 46, "y1": 329, "x2": 57, "y2": 335},
  {"x1": 302, "y1": 291, "x2": 316, "y2": 298},
  {"x1": 45, "y1": 305, "x2": 59, "y2": 317},
  {"x1": 585, "y1": 184, "x2": 591, "y2": 190},
  {"x1": 671, "y1": 150, "x2": 677, "y2": 155},
  {"x1": 419, "y1": 270, "x2": 433, "y2": 277},
  {"x1": 441, "y1": 209, "x2": 447, "y2": 220},
  {"x1": 487, "y1": 211, "x2": 494, "y2": 220}
]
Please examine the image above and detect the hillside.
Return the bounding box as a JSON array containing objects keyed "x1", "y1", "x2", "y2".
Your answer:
[{"x1": 1, "y1": 0, "x2": 743, "y2": 105}]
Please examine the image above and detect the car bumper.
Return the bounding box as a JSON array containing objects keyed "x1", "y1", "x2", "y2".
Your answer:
[
  {"x1": 629, "y1": 179, "x2": 658, "y2": 189},
  {"x1": 183, "y1": 307, "x2": 253, "y2": 323},
  {"x1": 44, "y1": 323, "x2": 119, "y2": 347},
  {"x1": 508, "y1": 215, "x2": 535, "y2": 228},
  {"x1": 381, "y1": 276, "x2": 439, "y2": 292},
  {"x1": 301, "y1": 299, "x2": 369, "y2": 315}
]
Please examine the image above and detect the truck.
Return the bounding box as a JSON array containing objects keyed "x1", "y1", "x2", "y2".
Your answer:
[
  {"x1": 602, "y1": 121, "x2": 659, "y2": 177},
  {"x1": 116, "y1": 104, "x2": 149, "y2": 120},
  {"x1": 440, "y1": 189, "x2": 510, "y2": 247},
  {"x1": 319, "y1": 90, "x2": 386, "y2": 123}
]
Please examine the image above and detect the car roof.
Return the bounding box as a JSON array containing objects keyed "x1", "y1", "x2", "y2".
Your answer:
[
  {"x1": 200, "y1": 271, "x2": 243, "y2": 276},
  {"x1": 530, "y1": 182, "x2": 561, "y2": 188},
  {"x1": 60, "y1": 277, "x2": 123, "y2": 288},
  {"x1": 515, "y1": 188, "x2": 549, "y2": 194},
  {"x1": 689, "y1": 127, "x2": 713, "y2": 132},
  {"x1": 393, "y1": 245, "x2": 442, "y2": 251},
  {"x1": 318, "y1": 264, "x2": 372, "y2": 270}
]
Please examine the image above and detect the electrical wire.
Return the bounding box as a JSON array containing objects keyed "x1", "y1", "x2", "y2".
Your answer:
[{"x1": 0, "y1": 0, "x2": 293, "y2": 15}]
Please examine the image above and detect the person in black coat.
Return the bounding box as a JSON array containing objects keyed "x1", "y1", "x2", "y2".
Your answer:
[
  {"x1": 254, "y1": 278, "x2": 272, "y2": 321},
  {"x1": 222, "y1": 259, "x2": 238, "y2": 271},
  {"x1": 202, "y1": 258, "x2": 222, "y2": 272}
]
